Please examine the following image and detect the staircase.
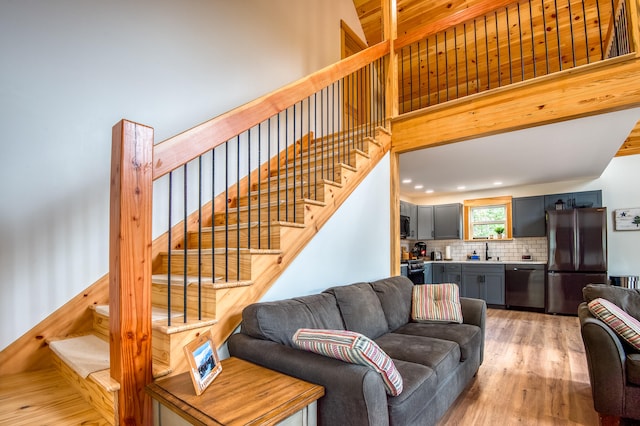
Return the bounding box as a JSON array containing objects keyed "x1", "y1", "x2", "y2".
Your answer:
[{"x1": 37, "y1": 124, "x2": 390, "y2": 425}]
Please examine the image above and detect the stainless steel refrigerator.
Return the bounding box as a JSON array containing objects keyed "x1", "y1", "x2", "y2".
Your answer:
[{"x1": 546, "y1": 208, "x2": 607, "y2": 315}]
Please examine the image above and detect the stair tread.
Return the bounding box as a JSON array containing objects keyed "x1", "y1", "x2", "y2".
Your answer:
[
  {"x1": 151, "y1": 274, "x2": 253, "y2": 289},
  {"x1": 49, "y1": 334, "x2": 110, "y2": 380},
  {"x1": 152, "y1": 317, "x2": 219, "y2": 335},
  {"x1": 204, "y1": 221, "x2": 306, "y2": 232},
  {"x1": 94, "y1": 304, "x2": 184, "y2": 322},
  {"x1": 165, "y1": 247, "x2": 283, "y2": 255},
  {"x1": 216, "y1": 198, "x2": 326, "y2": 212}
]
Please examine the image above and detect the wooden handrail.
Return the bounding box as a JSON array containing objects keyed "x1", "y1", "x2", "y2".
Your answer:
[
  {"x1": 152, "y1": 41, "x2": 390, "y2": 180},
  {"x1": 394, "y1": 0, "x2": 518, "y2": 51}
]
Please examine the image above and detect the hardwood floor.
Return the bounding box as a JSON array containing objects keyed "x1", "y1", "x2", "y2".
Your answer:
[
  {"x1": 0, "y1": 308, "x2": 602, "y2": 425},
  {"x1": 438, "y1": 308, "x2": 599, "y2": 426},
  {"x1": 0, "y1": 368, "x2": 109, "y2": 425}
]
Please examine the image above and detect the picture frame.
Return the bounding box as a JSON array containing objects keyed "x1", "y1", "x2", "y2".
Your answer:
[
  {"x1": 183, "y1": 330, "x2": 222, "y2": 395},
  {"x1": 614, "y1": 208, "x2": 640, "y2": 231}
]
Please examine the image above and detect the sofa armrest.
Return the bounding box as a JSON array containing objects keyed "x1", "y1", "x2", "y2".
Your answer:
[
  {"x1": 460, "y1": 297, "x2": 486, "y2": 364},
  {"x1": 578, "y1": 303, "x2": 627, "y2": 417},
  {"x1": 228, "y1": 333, "x2": 389, "y2": 426}
]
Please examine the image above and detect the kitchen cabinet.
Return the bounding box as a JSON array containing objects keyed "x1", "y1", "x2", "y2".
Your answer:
[
  {"x1": 400, "y1": 201, "x2": 418, "y2": 239},
  {"x1": 417, "y1": 205, "x2": 434, "y2": 240},
  {"x1": 400, "y1": 200, "x2": 409, "y2": 216},
  {"x1": 432, "y1": 263, "x2": 461, "y2": 287},
  {"x1": 512, "y1": 196, "x2": 546, "y2": 237},
  {"x1": 434, "y1": 203, "x2": 462, "y2": 240},
  {"x1": 544, "y1": 190, "x2": 602, "y2": 211},
  {"x1": 461, "y1": 264, "x2": 505, "y2": 306},
  {"x1": 423, "y1": 262, "x2": 433, "y2": 283}
]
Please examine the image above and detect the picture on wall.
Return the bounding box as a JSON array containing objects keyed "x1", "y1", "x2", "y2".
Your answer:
[{"x1": 614, "y1": 208, "x2": 640, "y2": 231}]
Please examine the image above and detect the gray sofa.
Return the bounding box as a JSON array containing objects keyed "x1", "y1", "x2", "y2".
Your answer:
[
  {"x1": 578, "y1": 284, "x2": 640, "y2": 423},
  {"x1": 228, "y1": 276, "x2": 486, "y2": 426}
]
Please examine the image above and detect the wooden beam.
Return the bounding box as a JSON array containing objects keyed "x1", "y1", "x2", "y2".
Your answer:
[
  {"x1": 390, "y1": 151, "x2": 400, "y2": 276},
  {"x1": 391, "y1": 54, "x2": 640, "y2": 153},
  {"x1": 110, "y1": 120, "x2": 154, "y2": 426},
  {"x1": 629, "y1": 0, "x2": 640, "y2": 57},
  {"x1": 153, "y1": 42, "x2": 390, "y2": 180},
  {"x1": 385, "y1": 0, "x2": 401, "y2": 276}
]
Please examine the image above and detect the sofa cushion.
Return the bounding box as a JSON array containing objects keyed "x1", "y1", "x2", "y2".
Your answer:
[
  {"x1": 393, "y1": 321, "x2": 481, "y2": 361},
  {"x1": 324, "y1": 282, "x2": 389, "y2": 339},
  {"x1": 387, "y1": 359, "x2": 438, "y2": 425},
  {"x1": 292, "y1": 328, "x2": 403, "y2": 396},
  {"x1": 370, "y1": 276, "x2": 414, "y2": 332},
  {"x1": 627, "y1": 354, "x2": 640, "y2": 386},
  {"x1": 583, "y1": 284, "x2": 640, "y2": 322},
  {"x1": 588, "y1": 298, "x2": 640, "y2": 351},
  {"x1": 241, "y1": 293, "x2": 344, "y2": 346},
  {"x1": 412, "y1": 283, "x2": 463, "y2": 324},
  {"x1": 375, "y1": 333, "x2": 461, "y2": 385}
]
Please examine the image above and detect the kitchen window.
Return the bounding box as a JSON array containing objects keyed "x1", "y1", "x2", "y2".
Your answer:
[{"x1": 463, "y1": 196, "x2": 512, "y2": 240}]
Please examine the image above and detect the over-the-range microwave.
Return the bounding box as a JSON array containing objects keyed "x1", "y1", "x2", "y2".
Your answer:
[{"x1": 400, "y1": 215, "x2": 410, "y2": 239}]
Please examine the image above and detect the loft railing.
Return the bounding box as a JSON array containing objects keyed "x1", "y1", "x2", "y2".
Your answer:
[
  {"x1": 395, "y1": 0, "x2": 634, "y2": 114},
  {"x1": 109, "y1": 40, "x2": 389, "y2": 425}
]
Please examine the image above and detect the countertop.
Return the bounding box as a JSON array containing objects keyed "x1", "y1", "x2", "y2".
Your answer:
[{"x1": 402, "y1": 260, "x2": 547, "y2": 265}]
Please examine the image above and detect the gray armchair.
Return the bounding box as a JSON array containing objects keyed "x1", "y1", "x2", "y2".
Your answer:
[{"x1": 578, "y1": 284, "x2": 640, "y2": 425}]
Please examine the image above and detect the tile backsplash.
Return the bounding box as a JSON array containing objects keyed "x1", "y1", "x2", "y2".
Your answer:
[{"x1": 401, "y1": 237, "x2": 547, "y2": 262}]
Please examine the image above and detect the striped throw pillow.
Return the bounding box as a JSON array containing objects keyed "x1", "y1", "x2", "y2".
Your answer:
[
  {"x1": 588, "y1": 297, "x2": 640, "y2": 351},
  {"x1": 412, "y1": 283, "x2": 463, "y2": 324},
  {"x1": 292, "y1": 328, "x2": 403, "y2": 396}
]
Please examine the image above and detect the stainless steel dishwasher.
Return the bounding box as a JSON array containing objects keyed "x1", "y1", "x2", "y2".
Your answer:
[{"x1": 505, "y1": 264, "x2": 546, "y2": 311}]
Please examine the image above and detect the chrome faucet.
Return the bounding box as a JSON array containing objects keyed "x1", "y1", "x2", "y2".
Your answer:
[{"x1": 485, "y1": 242, "x2": 492, "y2": 261}]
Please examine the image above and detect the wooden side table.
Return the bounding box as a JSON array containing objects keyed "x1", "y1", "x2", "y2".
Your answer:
[{"x1": 146, "y1": 357, "x2": 324, "y2": 426}]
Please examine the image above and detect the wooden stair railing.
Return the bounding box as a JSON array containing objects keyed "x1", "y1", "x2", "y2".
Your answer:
[{"x1": 110, "y1": 40, "x2": 390, "y2": 425}]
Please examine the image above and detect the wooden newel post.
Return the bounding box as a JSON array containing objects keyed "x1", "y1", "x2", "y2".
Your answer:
[{"x1": 110, "y1": 119, "x2": 154, "y2": 425}]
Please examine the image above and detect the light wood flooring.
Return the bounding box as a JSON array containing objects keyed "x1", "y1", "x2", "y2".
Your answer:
[
  {"x1": 0, "y1": 368, "x2": 109, "y2": 425},
  {"x1": 439, "y1": 308, "x2": 598, "y2": 426},
  {"x1": 0, "y1": 308, "x2": 598, "y2": 425}
]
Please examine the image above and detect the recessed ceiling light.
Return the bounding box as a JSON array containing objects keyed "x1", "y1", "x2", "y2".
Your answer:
[
  {"x1": 414, "y1": 184, "x2": 424, "y2": 189},
  {"x1": 494, "y1": 181, "x2": 503, "y2": 185},
  {"x1": 457, "y1": 185, "x2": 466, "y2": 190},
  {"x1": 425, "y1": 189, "x2": 434, "y2": 194},
  {"x1": 402, "y1": 178, "x2": 412, "y2": 184}
]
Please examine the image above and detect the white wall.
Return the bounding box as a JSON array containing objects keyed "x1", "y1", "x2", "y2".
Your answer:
[
  {"x1": 408, "y1": 155, "x2": 640, "y2": 276},
  {"x1": 0, "y1": 0, "x2": 367, "y2": 350},
  {"x1": 262, "y1": 153, "x2": 391, "y2": 302}
]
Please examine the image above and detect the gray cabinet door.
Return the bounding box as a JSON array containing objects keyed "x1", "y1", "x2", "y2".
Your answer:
[
  {"x1": 408, "y1": 203, "x2": 418, "y2": 239},
  {"x1": 512, "y1": 196, "x2": 546, "y2": 237},
  {"x1": 544, "y1": 190, "x2": 602, "y2": 210},
  {"x1": 461, "y1": 272, "x2": 483, "y2": 299},
  {"x1": 432, "y1": 263, "x2": 460, "y2": 285},
  {"x1": 417, "y1": 205, "x2": 434, "y2": 240},
  {"x1": 434, "y1": 203, "x2": 462, "y2": 240},
  {"x1": 432, "y1": 263, "x2": 445, "y2": 283},
  {"x1": 573, "y1": 191, "x2": 602, "y2": 209},
  {"x1": 400, "y1": 200, "x2": 408, "y2": 216},
  {"x1": 485, "y1": 273, "x2": 505, "y2": 305},
  {"x1": 423, "y1": 263, "x2": 433, "y2": 283},
  {"x1": 461, "y1": 264, "x2": 505, "y2": 306}
]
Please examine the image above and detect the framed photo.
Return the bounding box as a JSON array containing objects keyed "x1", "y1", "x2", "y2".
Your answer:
[
  {"x1": 183, "y1": 331, "x2": 222, "y2": 395},
  {"x1": 614, "y1": 208, "x2": 640, "y2": 231}
]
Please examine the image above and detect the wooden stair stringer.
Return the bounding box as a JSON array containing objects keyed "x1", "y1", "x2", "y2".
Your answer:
[{"x1": 208, "y1": 127, "x2": 391, "y2": 347}]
